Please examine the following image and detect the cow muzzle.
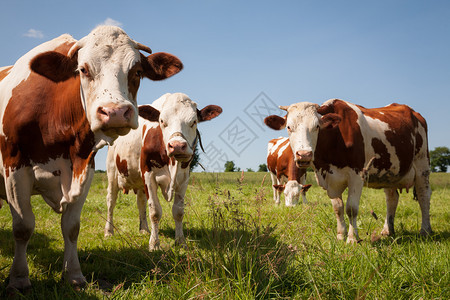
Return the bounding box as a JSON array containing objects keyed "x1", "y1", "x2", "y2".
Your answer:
[
  {"x1": 167, "y1": 133, "x2": 194, "y2": 162},
  {"x1": 295, "y1": 150, "x2": 313, "y2": 168},
  {"x1": 96, "y1": 104, "x2": 138, "y2": 135}
]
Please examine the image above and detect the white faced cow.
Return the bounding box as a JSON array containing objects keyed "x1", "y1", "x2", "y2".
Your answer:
[
  {"x1": 0, "y1": 26, "x2": 182, "y2": 291},
  {"x1": 265, "y1": 99, "x2": 431, "y2": 243},
  {"x1": 267, "y1": 137, "x2": 311, "y2": 206},
  {"x1": 105, "y1": 93, "x2": 222, "y2": 250}
]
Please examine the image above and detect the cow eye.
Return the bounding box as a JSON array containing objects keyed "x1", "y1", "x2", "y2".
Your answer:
[
  {"x1": 191, "y1": 120, "x2": 197, "y2": 128},
  {"x1": 287, "y1": 126, "x2": 291, "y2": 131},
  {"x1": 79, "y1": 66, "x2": 89, "y2": 77},
  {"x1": 136, "y1": 70, "x2": 143, "y2": 77}
]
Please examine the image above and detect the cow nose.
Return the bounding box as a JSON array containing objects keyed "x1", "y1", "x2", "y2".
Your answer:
[
  {"x1": 296, "y1": 150, "x2": 313, "y2": 161},
  {"x1": 168, "y1": 141, "x2": 188, "y2": 155},
  {"x1": 97, "y1": 104, "x2": 136, "y2": 128}
]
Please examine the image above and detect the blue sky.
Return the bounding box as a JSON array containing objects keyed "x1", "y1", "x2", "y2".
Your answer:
[{"x1": 1, "y1": 1, "x2": 449, "y2": 171}]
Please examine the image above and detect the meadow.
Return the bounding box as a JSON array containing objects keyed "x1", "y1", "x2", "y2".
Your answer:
[{"x1": 0, "y1": 171, "x2": 449, "y2": 299}]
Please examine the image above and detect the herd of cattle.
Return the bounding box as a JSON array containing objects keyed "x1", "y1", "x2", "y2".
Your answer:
[{"x1": 0, "y1": 26, "x2": 432, "y2": 292}]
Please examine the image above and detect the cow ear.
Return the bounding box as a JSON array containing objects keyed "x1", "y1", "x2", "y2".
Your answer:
[
  {"x1": 264, "y1": 115, "x2": 286, "y2": 130},
  {"x1": 141, "y1": 52, "x2": 183, "y2": 81},
  {"x1": 138, "y1": 105, "x2": 160, "y2": 121},
  {"x1": 273, "y1": 184, "x2": 285, "y2": 192},
  {"x1": 197, "y1": 105, "x2": 223, "y2": 122},
  {"x1": 301, "y1": 184, "x2": 312, "y2": 193},
  {"x1": 30, "y1": 51, "x2": 78, "y2": 82},
  {"x1": 320, "y1": 113, "x2": 341, "y2": 130}
]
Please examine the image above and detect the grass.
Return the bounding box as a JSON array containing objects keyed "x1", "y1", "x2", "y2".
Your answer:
[{"x1": 0, "y1": 171, "x2": 449, "y2": 299}]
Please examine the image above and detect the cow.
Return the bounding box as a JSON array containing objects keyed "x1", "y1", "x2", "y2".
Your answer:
[
  {"x1": 267, "y1": 137, "x2": 311, "y2": 206},
  {"x1": 104, "y1": 92, "x2": 222, "y2": 250},
  {"x1": 0, "y1": 25, "x2": 183, "y2": 292},
  {"x1": 264, "y1": 99, "x2": 431, "y2": 243}
]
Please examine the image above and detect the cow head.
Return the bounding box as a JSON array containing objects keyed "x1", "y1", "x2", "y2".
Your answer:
[
  {"x1": 139, "y1": 93, "x2": 222, "y2": 163},
  {"x1": 264, "y1": 102, "x2": 341, "y2": 168},
  {"x1": 30, "y1": 26, "x2": 183, "y2": 146}
]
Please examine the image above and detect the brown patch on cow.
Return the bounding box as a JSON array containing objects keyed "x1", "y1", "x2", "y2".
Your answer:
[
  {"x1": 140, "y1": 125, "x2": 170, "y2": 174},
  {"x1": 267, "y1": 138, "x2": 306, "y2": 183},
  {"x1": 0, "y1": 66, "x2": 12, "y2": 82},
  {"x1": 371, "y1": 138, "x2": 392, "y2": 171},
  {"x1": 359, "y1": 103, "x2": 417, "y2": 177},
  {"x1": 314, "y1": 100, "x2": 365, "y2": 174},
  {"x1": 116, "y1": 154, "x2": 129, "y2": 176},
  {"x1": 127, "y1": 63, "x2": 142, "y2": 100},
  {"x1": 0, "y1": 42, "x2": 96, "y2": 179}
]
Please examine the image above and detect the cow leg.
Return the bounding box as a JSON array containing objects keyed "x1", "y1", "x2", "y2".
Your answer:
[
  {"x1": 136, "y1": 189, "x2": 149, "y2": 234},
  {"x1": 60, "y1": 198, "x2": 87, "y2": 287},
  {"x1": 173, "y1": 176, "x2": 189, "y2": 248},
  {"x1": 300, "y1": 173, "x2": 308, "y2": 204},
  {"x1": 345, "y1": 179, "x2": 363, "y2": 243},
  {"x1": 381, "y1": 188, "x2": 399, "y2": 236},
  {"x1": 415, "y1": 169, "x2": 432, "y2": 235},
  {"x1": 6, "y1": 171, "x2": 34, "y2": 292},
  {"x1": 104, "y1": 175, "x2": 119, "y2": 237},
  {"x1": 330, "y1": 196, "x2": 347, "y2": 240},
  {"x1": 147, "y1": 176, "x2": 162, "y2": 251},
  {"x1": 270, "y1": 173, "x2": 280, "y2": 204}
]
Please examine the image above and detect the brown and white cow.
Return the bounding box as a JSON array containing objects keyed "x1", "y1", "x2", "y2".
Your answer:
[
  {"x1": 265, "y1": 99, "x2": 431, "y2": 243},
  {"x1": 0, "y1": 26, "x2": 182, "y2": 291},
  {"x1": 105, "y1": 93, "x2": 222, "y2": 250},
  {"x1": 267, "y1": 137, "x2": 311, "y2": 206}
]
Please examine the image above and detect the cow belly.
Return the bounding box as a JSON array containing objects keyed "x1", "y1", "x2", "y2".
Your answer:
[
  {"x1": 367, "y1": 167, "x2": 415, "y2": 190},
  {"x1": 117, "y1": 171, "x2": 145, "y2": 193},
  {"x1": 31, "y1": 158, "x2": 74, "y2": 212}
]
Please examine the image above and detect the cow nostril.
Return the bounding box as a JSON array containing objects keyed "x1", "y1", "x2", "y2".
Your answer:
[
  {"x1": 123, "y1": 107, "x2": 133, "y2": 121},
  {"x1": 98, "y1": 107, "x2": 108, "y2": 116}
]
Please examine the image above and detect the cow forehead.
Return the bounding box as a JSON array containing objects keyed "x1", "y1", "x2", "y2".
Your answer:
[
  {"x1": 160, "y1": 93, "x2": 198, "y2": 121},
  {"x1": 78, "y1": 26, "x2": 140, "y2": 72},
  {"x1": 287, "y1": 102, "x2": 319, "y2": 125}
]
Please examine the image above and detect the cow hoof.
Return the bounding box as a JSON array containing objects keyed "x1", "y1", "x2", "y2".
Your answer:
[
  {"x1": 6, "y1": 277, "x2": 32, "y2": 296},
  {"x1": 139, "y1": 228, "x2": 150, "y2": 234},
  {"x1": 380, "y1": 229, "x2": 391, "y2": 236},
  {"x1": 346, "y1": 237, "x2": 359, "y2": 244},
  {"x1": 64, "y1": 274, "x2": 87, "y2": 290},
  {"x1": 336, "y1": 233, "x2": 346, "y2": 241},
  {"x1": 420, "y1": 228, "x2": 433, "y2": 236},
  {"x1": 149, "y1": 244, "x2": 161, "y2": 251}
]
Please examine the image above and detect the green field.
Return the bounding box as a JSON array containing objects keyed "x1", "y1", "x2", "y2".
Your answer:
[{"x1": 0, "y1": 171, "x2": 449, "y2": 299}]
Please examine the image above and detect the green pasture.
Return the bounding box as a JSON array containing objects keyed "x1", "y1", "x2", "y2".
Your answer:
[{"x1": 0, "y1": 172, "x2": 449, "y2": 299}]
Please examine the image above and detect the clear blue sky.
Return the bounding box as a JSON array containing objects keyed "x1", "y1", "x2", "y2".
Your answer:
[{"x1": 1, "y1": 1, "x2": 449, "y2": 171}]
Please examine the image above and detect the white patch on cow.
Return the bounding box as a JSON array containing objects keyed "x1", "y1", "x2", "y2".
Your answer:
[
  {"x1": 277, "y1": 139, "x2": 290, "y2": 158},
  {"x1": 268, "y1": 137, "x2": 287, "y2": 156},
  {"x1": 285, "y1": 102, "x2": 321, "y2": 158},
  {"x1": 284, "y1": 180, "x2": 301, "y2": 207}
]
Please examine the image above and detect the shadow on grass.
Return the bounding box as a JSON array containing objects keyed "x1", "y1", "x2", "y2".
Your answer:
[{"x1": 0, "y1": 224, "x2": 298, "y2": 298}]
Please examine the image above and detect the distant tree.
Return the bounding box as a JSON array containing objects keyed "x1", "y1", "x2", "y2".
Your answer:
[
  {"x1": 246, "y1": 168, "x2": 254, "y2": 172},
  {"x1": 224, "y1": 161, "x2": 236, "y2": 172},
  {"x1": 430, "y1": 146, "x2": 450, "y2": 172},
  {"x1": 258, "y1": 164, "x2": 268, "y2": 172},
  {"x1": 190, "y1": 146, "x2": 200, "y2": 172}
]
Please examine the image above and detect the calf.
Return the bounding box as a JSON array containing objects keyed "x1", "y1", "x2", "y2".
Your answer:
[
  {"x1": 105, "y1": 93, "x2": 222, "y2": 250},
  {"x1": 265, "y1": 99, "x2": 431, "y2": 243},
  {"x1": 0, "y1": 25, "x2": 182, "y2": 291},
  {"x1": 267, "y1": 137, "x2": 311, "y2": 206}
]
